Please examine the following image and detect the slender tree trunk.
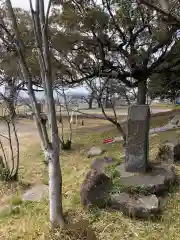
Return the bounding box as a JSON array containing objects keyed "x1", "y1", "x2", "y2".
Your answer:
[
  {"x1": 11, "y1": 117, "x2": 19, "y2": 179},
  {"x1": 88, "y1": 97, "x2": 93, "y2": 109},
  {"x1": 48, "y1": 147, "x2": 64, "y2": 227},
  {"x1": 123, "y1": 89, "x2": 131, "y2": 105},
  {"x1": 137, "y1": 80, "x2": 147, "y2": 104},
  {"x1": 105, "y1": 95, "x2": 109, "y2": 108},
  {"x1": 5, "y1": 0, "x2": 65, "y2": 227},
  {"x1": 62, "y1": 89, "x2": 72, "y2": 143},
  {"x1": 38, "y1": 0, "x2": 65, "y2": 226},
  {"x1": 116, "y1": 122, "x2": 126, "y2": 141}
]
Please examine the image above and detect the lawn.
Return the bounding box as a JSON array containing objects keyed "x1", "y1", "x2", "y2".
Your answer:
[{"x1": 0, "y1": 114, "x2": 180, "y2": 239}]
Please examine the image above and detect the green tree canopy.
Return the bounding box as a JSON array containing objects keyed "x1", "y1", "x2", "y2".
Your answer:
[{"x1": 49, "y1": 0, "x2": 180, "y2": 103}]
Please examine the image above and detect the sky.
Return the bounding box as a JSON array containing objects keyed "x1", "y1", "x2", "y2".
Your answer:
[
  {"x1": 10, "y1": 0, "x2": 88, "y2": 97},
  {"x1": 10, "y1": 0, "x2": 49, "y2": 10}
]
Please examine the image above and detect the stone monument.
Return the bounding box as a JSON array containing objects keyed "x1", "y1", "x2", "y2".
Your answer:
[
  {"x1": 80, "y1": 104, "x2": 177, "y2": 219},
  {"x1": 125, "y1": 104, "x2": 150, "y2": 173}
]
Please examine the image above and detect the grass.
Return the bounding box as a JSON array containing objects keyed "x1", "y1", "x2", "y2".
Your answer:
[
  {"x1": 151, "y1": 103, "x2": 174, "y2": 108},
  {"x1": 151, "y1": 103, "x2": 180, "y2": 110},
  {"x1": 0, "y1": 114, "x2": 180, "y2": 239}
]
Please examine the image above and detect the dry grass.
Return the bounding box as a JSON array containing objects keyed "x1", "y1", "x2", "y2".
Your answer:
[{"x1": 0, "y1": 115, "x2": 180, "y2": 239}]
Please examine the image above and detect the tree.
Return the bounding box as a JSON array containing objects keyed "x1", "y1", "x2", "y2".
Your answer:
[
  {"x1": 50, "y1": 0, "x2": 178, "y2": 104},
  {"x1": 139, "y1": 1, "x2": 180, "y2": 102},
  {"x1": 0, "y1": 77, "x2": 20, "y2": 181},
  {"x1": 85, "y1": 77, "x2": 127, "y2": 139},
  {"x1": 55, "y1": 87, "x2": 73, "y2": 150},
  {"x1": 148, "y1": 70, "x2": 180, "y2": 102},
  {"x1": 140, "y1": 1, "x2": 180, "y2": 27},
  {"x1": 82, "y1": 86, "x2": 96, "y2": 109},
  {"x1": 0, "y1": 0, "x2": 65, "y2": 227}
]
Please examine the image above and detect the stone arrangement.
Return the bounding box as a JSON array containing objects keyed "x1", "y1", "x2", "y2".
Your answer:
[{"x1": 81, "y1": 104, "x2": 180, "y2": 220}]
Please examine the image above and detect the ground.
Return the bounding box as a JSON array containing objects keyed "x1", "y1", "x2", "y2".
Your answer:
[
  {"x1": 0, "y1": 104, "x2": 174, "y2": 119},
  {"x1": 0, "y1": 109, "x2": 180, "y2": 239}
]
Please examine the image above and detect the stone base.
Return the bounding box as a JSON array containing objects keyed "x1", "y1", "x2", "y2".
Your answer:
[
  {"x1": 111, "y1": 193, "x2": 162, "y2": 219},
  {"x1": 116, "y1": 163, "x2": 176, "y2": 195}
]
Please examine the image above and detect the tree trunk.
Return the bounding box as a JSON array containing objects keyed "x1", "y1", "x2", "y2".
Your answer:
[
  {"x1": 48, "y1": 149, "x2": 65, "y2": 227},
  {"x1": 137, "y1": 80, "x2": 147, "y2": 104},
  {"x1": 88, "y1": 97, "x2": 93, "y2": 109},
  {"x1": 123, "y1": 89, "x2": 131, "y2": 105},
  {"x1": 105, "y1": 95, "x2": 109, "y2": 108},
  {"x1": 116, "y1": 122, "x2": 126, "y2": 142},
  {"x1": 5, "y1": 0, "x2": 65, "y2": 228}
]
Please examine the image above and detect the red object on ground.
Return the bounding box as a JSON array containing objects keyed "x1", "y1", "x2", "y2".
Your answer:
[{"x1": 103, "y1": 138, "x2": 114, "y2": 144}]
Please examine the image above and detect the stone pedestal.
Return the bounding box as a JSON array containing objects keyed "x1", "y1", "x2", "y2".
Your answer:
[{"x1": 125, "y1": 105, "x2": 150, "y2": 173}]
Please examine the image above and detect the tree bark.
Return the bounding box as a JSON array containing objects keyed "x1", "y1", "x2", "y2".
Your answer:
[
  {"x1": 38, "y1": 0, "x2": 65, "y2": 227},
  {"x1": 105, "y1": 95, "x2": 109, "y2": 108},
  {"x1": 88, "y1": 97, "x2": 93, "y2": 109},
  {"x1": 137, "y1": 80, "x2": 147, "y2": 104},
  {"x1": 116, "y1": 122, "x2": 126, "y2": 141},
  {"x1": 5, "y1": 0, "x2": 65, "y2": 227},
  {"x1": 48, "y1": 148, "x2": 64, "y2": 227}
]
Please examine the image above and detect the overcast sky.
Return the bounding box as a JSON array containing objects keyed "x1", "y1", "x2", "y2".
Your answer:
[{"x1": 10, "y1": 0, "x2": 49, "y2": 10}]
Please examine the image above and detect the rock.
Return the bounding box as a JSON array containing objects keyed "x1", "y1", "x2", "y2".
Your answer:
[
  {"x1": 90, "y1": 156, "x2": 115, "y2": 172},
  {"x1": 114, "y1": 136, "x2": 123, "y2": 142},
  {"x1": 116, "y1": 163, "x2": 135, "y2": 178},
  {"x1": 115, "y1": 163, "x2": 176, "y2": 195},
  {"x1": 80, "y1": 157, "x2": 115, "y2": 208},
  {"x1": 156, "y1": 140, "x2": 180, "y2": 163},
  {"x1": 22, "y1": 184, "x2": 49, "y2": 202},
  {"x1": 87, "y1": 147, "x2": 104, "y2": 158},
  {"x1": 165, "y1": 115, "x2": 180, "y2": 130},
  {"x1": 156, "y1": 141, "x2": 175, "y2": 164},
  {"x1": 166, "y1": 123, "x2": 178, "y2": 129},
  {"x1": 111, "y1": 193, "x2": 161, "y2": 219},
  {"x1": 150, "y1": 124, "x2": 174, "y2": 134},
  {"x1": 80, "y1": 169, "x2": 111, "y2": 208},
  {"x1": 170, "y1": 115, "x2": 180, "y2": 127}
]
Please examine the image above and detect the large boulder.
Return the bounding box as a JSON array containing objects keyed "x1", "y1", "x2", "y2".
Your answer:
[
  {"x1": 111, "y1": 193, "x2": 161, "y2": 219},
  {"x1": 80, "y1": 157, "x2": 115, "y2": 208},
  {"x1": 114, "y1": 136, "x2": 123, "y2": 142},
  {"x1": 87, "y1": 147, "x2": 104, "y2": 158}
]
